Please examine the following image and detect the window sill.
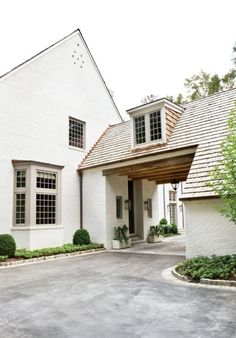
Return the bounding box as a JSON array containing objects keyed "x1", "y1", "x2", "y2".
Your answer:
[
  {"x1": 68, "y1": 146, "x2": 86, "y2": 153},
  {"x1": 11, "y1": 225, "x2": 64, "y2": 231}
]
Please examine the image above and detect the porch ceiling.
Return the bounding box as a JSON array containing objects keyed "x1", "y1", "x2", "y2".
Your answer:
[{"x1": 102, "y1": 153, "x2": 195, "y2": 184}]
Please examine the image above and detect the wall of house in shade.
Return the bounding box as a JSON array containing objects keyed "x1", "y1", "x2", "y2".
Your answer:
[
  {"x1": 184, "y1": 199, "x2": 236, "y2": 258},
  {"x1": 0, "y1": 31, "x2": 121, "y2": 249}
]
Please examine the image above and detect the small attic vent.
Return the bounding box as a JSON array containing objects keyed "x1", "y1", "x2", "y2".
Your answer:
[{"x1": 71, "y1": 42, "x2": 85, "y2": 68}]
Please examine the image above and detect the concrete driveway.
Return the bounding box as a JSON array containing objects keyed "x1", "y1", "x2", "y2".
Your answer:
[
  {"x1": 123, "y1": 235, "x2": 186, "y2": 256},
  {"x1": 0, "y1": 251, "x2": 235, "y2": 338}
]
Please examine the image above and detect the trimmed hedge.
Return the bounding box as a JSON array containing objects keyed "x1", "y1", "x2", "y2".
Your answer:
[
  {"x1": 73, "y1": 229, "x2": 90, "y2": 245},
  {"x1": 176, "y1": 255, "x2": 236, "y2": 282},
  {"x1": 15, "y1": 243, "x2": 103, "y2": 259},
  {"x1": 0, "y1": 234, "x2": 16, "y2": 257}
]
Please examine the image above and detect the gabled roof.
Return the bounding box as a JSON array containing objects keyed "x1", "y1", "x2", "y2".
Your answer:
[
  {"x1": 80, "y1": 87, "x2": 236, "y2": 199},
  {"x1": 0, "y1": 29, "x2": 123, "y2": 122}
]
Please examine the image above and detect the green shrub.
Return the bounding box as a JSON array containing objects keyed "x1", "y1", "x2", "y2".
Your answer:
[
  {"x1": 73, "y1": 229, "x2": 91, "y2": 245},
  {"x1": 176, "y1": 255, "x2": 236, "y2": 282},
  {"x1": 15, "y1": 243, "x2": 103, "y2": 259},
  {"x1": 164, "y1": 225, "x2": 172, "y2": 234},
  {"x1": 0, "y1": 234, "x2": 16, "y2": 257},
  {"x1": 159, "y1": 218, "x2": 168, "y2": 225},
  {"x1": 149, "y1": 225, "x2": 165, "y2": 236},
  {"x1": 171, "y1": 223, "x2": 178, "y2": 234},
  {"x1": 114, "y1": 225, "x2": 129, "y2": 243}
]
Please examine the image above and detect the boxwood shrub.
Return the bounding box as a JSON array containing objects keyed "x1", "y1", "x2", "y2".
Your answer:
[
  {"x1": 0, "y1": 234, "x2": 16, "y2": 257},
  {"x1": 73, "y1": 229, "x2": 91, "y2": 245},
  {"x1": 176, "y1": 255, "x2": 236, "y2": 282}
]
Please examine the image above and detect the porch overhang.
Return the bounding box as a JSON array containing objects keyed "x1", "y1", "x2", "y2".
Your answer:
[{"x1": 102, "y1": 146, "x2": 197, "y2": 184}]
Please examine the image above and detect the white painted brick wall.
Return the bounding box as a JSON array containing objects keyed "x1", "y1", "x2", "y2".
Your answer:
[
  {"x1": 185, "y1": 199, "x2": 236, "y2": 257},
  {"x1": 0, "y1": 31, "x2": 121, "y2": 249},
  {"x1": 106, "y1": 175, "x2": 129, "y2": 249},
  {"x1": 83, "y1": 169, "x2": 107, "y2": 245}
]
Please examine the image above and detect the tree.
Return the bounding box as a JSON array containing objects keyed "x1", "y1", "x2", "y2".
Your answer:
[
  {"x1": 184, "y1": 69, "x2": 236, "y2": 101},
  {"x1": 210, "y1": 103, "x2": 236, "y2": 224}
]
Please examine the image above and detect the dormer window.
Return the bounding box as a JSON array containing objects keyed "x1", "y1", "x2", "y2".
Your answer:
[
  {"x1": 150, "y1": 111, "x2": 162, "y2": 141},
  {"x1": 134, "y1": 111, "x2": 162, "y2": 145},
  {"x1": 134, "y1": 115, "x2": 146, "y2": 144},
  {"x1": 127, "y1": 98, "x2": 184, "y2": 149}
]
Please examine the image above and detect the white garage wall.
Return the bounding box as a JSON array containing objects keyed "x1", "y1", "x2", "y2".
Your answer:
[{"x1": 185, "y1": 199, "x2": 236, "y2": 257}]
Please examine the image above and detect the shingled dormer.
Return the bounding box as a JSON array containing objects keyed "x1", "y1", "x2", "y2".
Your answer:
[{"x1": 127, "y1": 98, "x2": 184, "y2": 149}]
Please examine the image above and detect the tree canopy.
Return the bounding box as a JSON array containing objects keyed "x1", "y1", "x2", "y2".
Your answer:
[{"x1": 210, "y1": 103, "x2": 236, "y2": 225}]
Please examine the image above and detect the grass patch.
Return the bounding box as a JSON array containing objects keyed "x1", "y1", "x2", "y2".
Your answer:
[{"x1": 176, "y1": 255, "x2": 236, "y2": 282}]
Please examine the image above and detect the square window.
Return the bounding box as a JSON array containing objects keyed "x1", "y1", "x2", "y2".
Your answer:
[{"x1": 69, "y1": 117, "x2": 85, "y2": 149}]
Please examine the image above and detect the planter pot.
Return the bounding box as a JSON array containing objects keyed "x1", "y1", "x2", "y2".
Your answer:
[
  {"x1": 112, "y1": 239, "x2": 131, "y2": 249},
  {"x1": 148, "y1": 235, "x2": 163, "y2": 243}
]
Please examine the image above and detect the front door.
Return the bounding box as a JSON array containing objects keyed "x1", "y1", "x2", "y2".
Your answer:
[{"x1": 128, "y1": 180, "x2": 135, "y2": 234}]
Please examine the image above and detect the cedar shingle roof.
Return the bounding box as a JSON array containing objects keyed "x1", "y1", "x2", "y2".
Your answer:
[{"x1": 80, "y1": 88, "x2": 236, "y2": 198}]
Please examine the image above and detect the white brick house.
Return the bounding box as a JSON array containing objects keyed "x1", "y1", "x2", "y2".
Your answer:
[
  {"x1": 0, "y1": 29, "x2": 122, "y2": 249},
  {"x1": 0, "y1": 29, "x2": 235, "y2": 257}
]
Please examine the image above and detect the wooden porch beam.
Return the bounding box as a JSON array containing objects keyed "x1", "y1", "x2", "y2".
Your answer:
[{"x1": 102, "y1": 154, "x2": 194, "y2": 176}]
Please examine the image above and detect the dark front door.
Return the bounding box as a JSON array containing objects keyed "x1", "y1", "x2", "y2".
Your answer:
[{"x1": 128, "y1": 180, "x2": 135, "y2": 234}]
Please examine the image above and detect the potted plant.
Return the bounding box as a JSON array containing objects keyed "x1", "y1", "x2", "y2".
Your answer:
[
  {"x1": 148, "y1": 225, "x2": 164, "y2": 243},
  {"x1": 112, "y1": 225, "x2": 131, "y2": 249}
]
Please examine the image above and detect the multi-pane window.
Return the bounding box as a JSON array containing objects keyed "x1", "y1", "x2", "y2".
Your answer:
[
  {"x1": 36, "y1": 194, "x2": 56, "y2": 225},
  {"x1": 134, "y1": 116, "x2": 146, "y2": 144},
  {"x1": 116, "y1": 196, "x2": 123, "y2": 219},
  {"x1": 150, "y1": 111, "x2": 162, "y2": 141},
  {"x1": 37, "y1": 172, "x2": 56, "y2": 189},
  {"x1": 15, "y1": 194, "x2": 26, "y2": 224},
  {"x1": 69, "y1": 117, "x2": 85, "y2": 149},
  {"x1": 169, "y1": 203, "x2": 177, "y2": 224},
  {"x1": 16, "y1": 170, "x2": 26, "y2": 188},
  {"x1": 169, "y1": 190, "x2": 177, "y2": 224},
  {"x1": 13, "y1": 162, "x2": 62, "y2": 228},
  {"x1": 147, "y1": 198, "x2": 152, "y2": 218},
  {"x1": 169, "y1": 191, "x2": 177, "y2": 201}
]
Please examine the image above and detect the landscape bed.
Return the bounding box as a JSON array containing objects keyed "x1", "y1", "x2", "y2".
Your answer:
[
  {"x1": 176, "y1": 255, "x2": 236, "y2": 283},
  {"x1": 0, "y1": 243, "x2": 104, "y2": 265}
]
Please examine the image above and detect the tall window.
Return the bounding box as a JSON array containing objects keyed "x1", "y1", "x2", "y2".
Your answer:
[
  {"x1": 36, "y1": 171, "x2": 57, "y2": 225},
  {"x1": 116, "y1": 196, "x2": 123, "y2": 219},
  {"x1": 69, "y1": 117, "x2": 85, "y2": 149},
  {"x1": 147, "y1": 198, "x2": 152, "y2": 218},
  {"x1": 150, "y1": 111, "x2": 162, "y2": 141},
  {"x1": 134, "y1": 116, "x2": 146, "y2": 144},
  {"x1": 15, "y1": 170, "x2": 26, "y2": 225},
  {"x1": 169, "y1": 190, "x2": 177, "y2": 224}
]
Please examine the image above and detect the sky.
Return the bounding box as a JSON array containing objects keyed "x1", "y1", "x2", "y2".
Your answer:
[{"x1": 0, "y1": 0, "x2": 236, "y2": 116}]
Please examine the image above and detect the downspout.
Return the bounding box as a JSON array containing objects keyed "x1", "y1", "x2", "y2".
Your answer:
[{"x1": 78, "y1": 169, "x2": 83, "y2": 229}]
